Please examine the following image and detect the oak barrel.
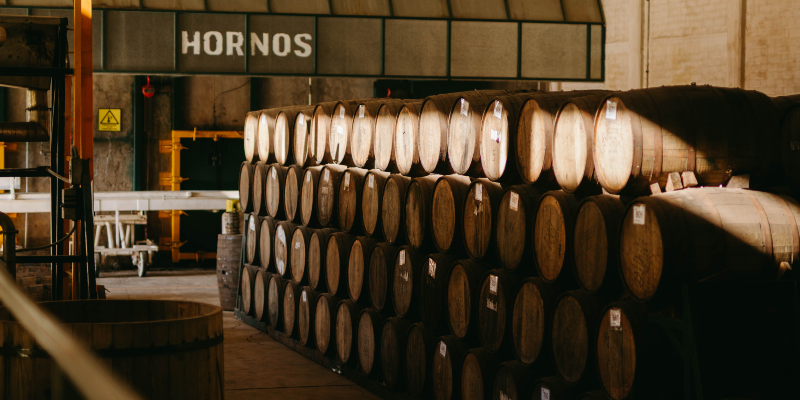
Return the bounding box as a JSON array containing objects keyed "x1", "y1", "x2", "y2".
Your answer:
[
  {"x1": 245, "y1": 213, "x2": 261, "y2": 265},
  {"x1": 446, "y1": 259, "x2": 488, "y2": 340},
  {"x1": 511, "y1": 277, "x2": 558, "y2": 365},
  {"x1": 375, "y1": 100, "x2": 419, "y2": 172},
  {"x1": 325, "y1": 232, "x2": 355, "y2": 296},
  {"x1": 258, "y1": 217, "x2": 277, "y2": 271},
  {"x1": 496, "y1": 184, "x2": 544, "y2": 271},
  {"x1": 274, "y1": 106, "x2": 303, "y2": 166},
  {"x1": 533, "y1": 376, "x2": 577, "y2": 400},
  {"x1": 534, "y1": 191, "x2": 579, "y2": 284},
  {"x1": 308, "y1": 228, "x2": 337, "y2": 292},
  {"x1": 0, "y1": 300, "x2": 225, "y2": 399},
  {"x1": 314, "y1": 292, "x2": 341, "y2": 355},
  {"x1": 290, "y1": 225, "x2": 313, "y2": 284},
  {"x1": 357, "y1": 307, "x2": 384, "y2": 377},
  {"x1": 361, "y1": 170, "x2": 390, "y2": 237},
  {"x1": 492, "y1": 361, "x2": 535, "y2": 400},
  {"x1": 347, "y1": 236, "x2": 379, "y2": 304},
  {"x1": 241, "y1": 264, "x2": 258, "y2": 316},
  {"x1": 318, "y1": 164, "x2": 348, "y2": 227},
  {"x1": 382, "y1": 174, "x2": 412, "y2": 245},
  {"x1": 551, "y1": 290, "x2": 604, "y2": 385},
  {"x1": 419, "y1": 253, "x2": 458, "y2": 332},
  {"x1": 266, "y1": 164, "x2": 288, "y2": 219},
  {"x1": 552, "y1": 95, "x2": 607, "y2": 193},
  {"x1": 394, "y1": 102, "x2": 425, "y2": 175},
  {"x1": 292, "y1": 106, "x2": 316, "y2": 168},
  {"x1": 335, "y1": 299, "x2": 365, "y2": 364},
  {"x1": 283, "y1": 279, "x2": 301, "y2": 337},
  {"x1": 252, "y1": 161, "x2": 268, "y2": 216},
  {"x1": 300, "y1": 166, "x2": 323, "y2": 227},
  {"x1": 479, "y1": 94, "x2": 535, "y2": 182},
  {"x1": 405, "y1": 175, "x2": 441, "y2": 252},
  {"x1": 477, "y1": 269, "x2": 521, "y2": 353},
  {"x1": 298, "y1": 287, "x2": 320, "y2": 346},
  {"x1": 432, "y1": 335, "x2": 468, "y2": 400},
  {"x1": 392, "y1": 246, "x2": 424, "y2": 319},
  {"x1": 461, "y1": 348, "x2": 499, "y2": 400},
  {"x1": 244, "y1": 111, "x2": 259, "y2": 163},
  {"x1": 405, "y1": 322, "x2": 436, "y2": 397},
  {"x1": 463, "y1": 179, "x2": 504, "y2": 260},
  {"x1": 311, "y1": 101, "x2": 337, "y2": 164},
  {"x1": 447, "y1": 92, "x2": 500, "y2": 175},
  {"x1": 239, "y1": 161, "x2": 255, "y2": 213},
  {"x1": 253, "y1": 269, "x2": 270, "y2": 322},
  {"x1": 330, "y1": 99, "x2": 366, "y2": 165},
  {"x1": 284, "y1": 165, "x2": 303, "y2": 222},
  {"x1": 338, "y1": 167, "x2": 368, "y2": 233},
  {"x1": 381, "y1": 317, "x2": 413, "y2": 390},
  {"x1": 267, "y1": 274, "x2": 286, "y2": 330},
  {"x1": 216, "y1": 234, "x2": 242, "y2": 310},
  {"x1": 368, "y1": 242, "x2": 399, "y2": 312},
  {"x1": 619, "y1": 187, "x2": 800, "y2": 302},
  {"x1": 352, "y1": 100, "x2": 405, "y2": 168},
  {"x1": 432, "y1": 174, "x2": 472, "y2": 253},
  {"x1": 573, "y1": 195, "x2": 626, "y2": 294},
  {"x1": 257, "y1": 109, "x2": 280, "y2": 163},
  {"x1": 593, "y1": 85, "x2": 778, "y2": 194},
  {"x1": 515, "y1": 91, "x2": 609, "y2": 184},
  {"x1": 274, "y1": 221, "x2": 298, "y2": 278}
]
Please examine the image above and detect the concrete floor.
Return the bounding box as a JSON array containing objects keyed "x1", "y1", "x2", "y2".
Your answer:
[{"x1": 97, "y1": 270, "x2": 381, "y2": 400}]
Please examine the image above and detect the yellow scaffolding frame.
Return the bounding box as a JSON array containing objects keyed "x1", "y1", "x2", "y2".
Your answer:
[{"x1": 160, "y1": 128, "x2": 243, "y2": 263}]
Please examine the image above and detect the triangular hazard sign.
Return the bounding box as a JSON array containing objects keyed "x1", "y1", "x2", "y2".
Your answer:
[{"x1": 101, "y1": 109, "x2": 119, "y2": 125}]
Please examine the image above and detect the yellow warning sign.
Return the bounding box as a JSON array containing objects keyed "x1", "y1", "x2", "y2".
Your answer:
[{"x1": 98, "y1": 109, "x2": 121, "y2": 131}]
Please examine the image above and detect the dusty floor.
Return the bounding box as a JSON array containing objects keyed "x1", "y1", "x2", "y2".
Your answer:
[{"x1": 97, "y1": 270, "x2": 381, "y2": 400}]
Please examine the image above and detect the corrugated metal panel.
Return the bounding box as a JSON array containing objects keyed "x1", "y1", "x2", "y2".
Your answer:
[
  {"x1": 391, "y1": 0, "x2": 449, "y2": 18},
  {"x1": 316, "y1": 17, "x2": 383, "y2": 75},
  {"x1": 269, "y1": 0, "x2": 331, "y2": 15},
  {"x1": 507, "y1": 0, "x2": 564, "y2": 21},
  {"x1": 450, "y1": 21, "x2": 517, "y2": 78},
  {"x1": 562, "y1": 0, "x2": 603, "y2": 22},
  {"x1": 384, "y1": 19, "x2": 447, "y2": 76},
  {"x1": 450, "y1": 0, "x2": 507, "y2": 19},
  {"x1": 521, "y1": 23, "x2": 586, "y2": 79},
  {"x1": 330, "y1": 0, "x2": 391, "y2": 16}
]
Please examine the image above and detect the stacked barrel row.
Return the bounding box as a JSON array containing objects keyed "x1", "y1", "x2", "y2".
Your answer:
[{"x1": 237, "y1": 86, "x2": 800, "y2": 400}]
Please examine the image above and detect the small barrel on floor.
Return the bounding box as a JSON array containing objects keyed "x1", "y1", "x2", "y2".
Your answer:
[{"x1": 216, "y1": 234, "x2": 242, "y2": 311}]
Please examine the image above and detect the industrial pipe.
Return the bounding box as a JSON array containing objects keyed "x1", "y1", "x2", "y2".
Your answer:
[{"x1": 0, "y1": 88, "x2": 50, "y2": 142}]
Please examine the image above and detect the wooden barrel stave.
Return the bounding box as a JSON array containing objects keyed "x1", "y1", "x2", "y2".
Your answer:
[
  {"x1": 266, "y1": 164, "x2": 289, "y2": 219},
  {"x1": 534, "y1": 191, "x2": 579, "y2": 285},
  {"x1": 254, "y1": 269, "x2": 270, "y2": 322},
  {"x1": 461, "y1": 347, "x2": 499, "y2": 400},
  {"x1": 274, "y1": 106, "x2": 307, "y2": 166},
  {"x1": 376, "y1": 100, "x2": 420, "y2": 172},
  {"x1": 552, "y1": 95, "x2": 607, "y2": 194},
  {"x1": 239, "y1": 161, "x2": 255, "y2": 213},
  {"x1": 405, "y1": 175, "x2": 441, "y2": 252},
  {"x1": 267, "y1": 275, "x2": 287, "y2": 330},
  {"x1": 290, "y1": 226, "x2": 313, "y2": 285},
  {"x1": 463, "y1": 179, "x2": 505, "y2": 260},
  {"x1": 308, "y1": 228, "x2": 338, "y2": 292},
  {"x1": 283, "y1": 280, "x2": 301, "y2": 337},
  {"x1": 244, "y1": 111, "x2": 259, "y2": 163},
  {"x1": 382, "y1": 174, "x2": 412, "y2": 245},
  {"x1": 496, "y1": 184, "x2": 544, "y2": 271},
  {"x1": 241, "y1": 264, "x2": 258, "y2": 316},
  {"x1": 292, "y1": 106, "x2": 316, "y2": 168},
  {"x1": 252, "y1": 161, "x2": 268, "y2": 216},
  {"x1": 300, "y1": 166, "x2": 324, "y2": 227},
  {"x1": 447, "y1": 259, "x2": 489, "y2": 340},
  {"x1": 311, "y1": 102, "x2": 337, "y2": 165},
  {"x1": 274, "y1": 221, "x2": 299, "y2": 278},
  {"x1": 381, "y1": 317, "x2": 413, "y2": 390},
  {"x1": 257, "y1": 109, "x2": 281, "y2": 163},
  {"x1": 318, "y1": 164, "x2": 348, "y2": 227},
  {"x1": 392, "y1": 245, "x2": 424, "y2": 319},
  {"x1": 447, "y1": 92, "x2": 500, "y2": 176},
  {"x1": 314, "y1": 293, "x2": 342, "y2": 355},
  {"x1": 325, "y1": 232, "x2": 356, "y2": 297},
  {"x1": 394, "y1": 102, "x2": 426, "y2": 175},
  {"x1": 551, "y1": 290, "x2": 605, "y2": 386},
  {"x1": 338, "y1": 167, "x2": 368, "y2": 233},
  {"x1": 330, "y1": 99, "x2": 369, "y2": 166},
  {"x1": 258, "y1": 216, "x2": 277, "y2": 272},
  {"x1": 352, "y1": 99, "x2": 406, "y2": 168},
  {"x1": 361, "y1": 170, "x2": 390, "y2": 237},
  {"x1": 368, "y1": 242, "x2": 399, "y2": 312},
  {"x1": 573, "y1": 194, "x2": 626, "y2": 294},
  {"x1": 511, "y1": 277, "x2": 559, "y2": 365},
  {"x1": 357, "y1": 307, "x2": 384, "y2": 377},
  {"x1": 298, "y1": 287, "x2": 320, "y2": 346},
  {"x1": 432, "y1": 174, "x2": 473, "y2": 254},
  {"x1": 419, "y1": 253, "x2": 458, "y2": 332},
  {"x1": 479, "y1": 94, "x2": 536, "y2": 182},
  {"x1": 284, "y1": 165, "x2": 304, "y2": 223},
  {"x1": 246, "y1": 213, "x2": 261, "y2": 265},
  {"x1": 335, "y1": 299, "x2": 365, "y2": 364},
  {"x1": 347, "y1": 236, "x2": 380, "y2": 304},
  {"x1": 405, "y1": 322, "x2": 437, "y2": 397},
  {"x1": 477, "y1": 269, "x2": 521, "y2": 353}
]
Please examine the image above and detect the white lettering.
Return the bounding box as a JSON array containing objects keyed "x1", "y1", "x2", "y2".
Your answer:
[
  {"x1": 226, "y1": 32, "x2": 244, "y2": 56},
  {"x1": 182, "y1": 31, "x2": 200, "y2": 55},
  {"x1": 251, "y1": 32, "x2": 269, "y2": 56},
  {"x1": 203, "y1": 31, "x2": 224, "y2": 55},
  {"x1": 273, "y1": 33, "x2": 291, "y2": 57},
  {"x1": 294, "y1": 33, "x2": 312, "y2": 57}
]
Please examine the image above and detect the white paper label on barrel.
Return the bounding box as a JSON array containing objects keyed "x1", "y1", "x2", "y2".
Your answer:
[
  {"x1": 299, "y1": 114, "x2": 305, "y2": 126},
  {"x1": 324, "y1": 169, "x2": 330, "y2": 182},
  {"x1": 489, "y1": 275, "x2": 498, "y2": 294},
  {"x1": 439, "y1": 342, "x2": 447, "y2": 357},
  {"x1": 272, "y1": 168, "x2": 277, "y2": 178},
  {"x1": 460, "y1": 98, "x2": 468, "y2": 116},
  {"x1": 359, "y1": 106, "x2": 365, "y2": 118},
  {"x1": 491, "y1": 129, "x2": 500, "y2": 142},
  {"x1": 510, "y1": 192, "x2": 519, "y2": 211},
  {"x1": 295, "y1": 241, "x2": 300, "y2": 249},
  {"x1": 475, "y1": 184, "x2": 483, "y2": 201},
  {"x1": 344, "y1": 173, "x2": 351, "y2": 189},
  {"x1": 541, "y1": 387, "x2": 550, "y2": 400},
  {"x1": 428, "y1": 259, "x2": 436, "y2": 278},
  {"x1": 337, "y1": 125, "x2": 344, "y2": 135},
  {"x1": 339, "y1": 106, "x2": 345, "y2": 118},
  {"x1": 249, "y1": 217, "x2": 255, "y2": 231},
  {"x1": 306, "y1": 172, "x2": 311, "y2": 182},
  {"x1": 368, "y1": 175, "x2": 374, "y2": 188},
  {"x1": 606, "y1": 100, "x2": 617, "y2": 120},
  {"x1": 400, "y1": 250, "x2": 406, "y2": 265},
  {"x1": 633, "y1": 204, "x2": 646, "y2": 225},
  {"x1": 302, "y1": 291, "x2": 307, "y2": 302},
  {"x1": 493, "y1": 101, "x2": 503, "y2": 119},
  {"x1": 610, "y1": 308, "x2": 622, "y2": 330}
]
